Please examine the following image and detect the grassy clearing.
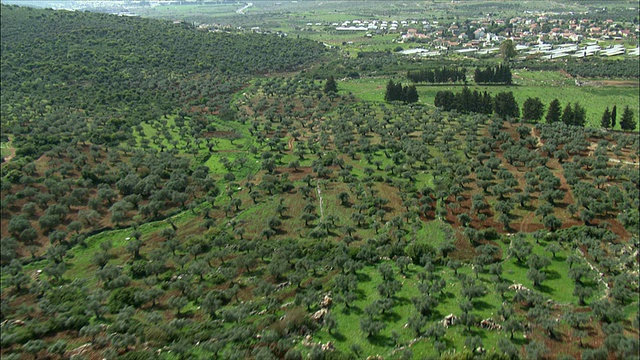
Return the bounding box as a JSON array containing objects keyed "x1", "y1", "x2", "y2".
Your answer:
[
  {"x1": 340, "y1": 72, "x2": 639, "y2": 129},
  {"x1": 0, "y1": 136, "x2": 14, "y2": 159},
  {"x1": 339, "y1": 79, "x2": 388, "y2": 103}
]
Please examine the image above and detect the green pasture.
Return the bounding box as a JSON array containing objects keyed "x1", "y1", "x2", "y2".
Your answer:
[{"x1": 340, "y1": 73, "x2": 640, "y2": 130}]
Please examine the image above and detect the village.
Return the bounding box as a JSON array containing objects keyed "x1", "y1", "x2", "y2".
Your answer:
[{"x1": 299, "y1": 11, "x2": 640, "y2": 60}]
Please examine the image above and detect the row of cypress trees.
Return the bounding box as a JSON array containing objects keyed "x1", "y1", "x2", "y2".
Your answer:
[
  {"x1": 385, "y1": 80, "x2": 419, "y2": 104},
  {"x1": 406, "y1": 67, "x2": 467, "y2": 84},
  {"x1": 474, "y1": 64, "x2": 512, "y2": 84},
  {"x1": 434, "y1": 88, "x2": 519, "y2": 120},
  {"x1": 406, "y1": 64, "x2": 512, "y2": 85}
]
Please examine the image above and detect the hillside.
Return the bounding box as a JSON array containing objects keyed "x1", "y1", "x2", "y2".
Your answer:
[
  {"x1": 1, "y1": 5, "x2": 639, "y2": 360},
  {"x1": 0, "y1": 4, "x2": 328, "y2": 158}
]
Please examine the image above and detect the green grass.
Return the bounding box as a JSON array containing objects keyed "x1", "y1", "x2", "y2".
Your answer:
[
  {"x1": 415, "y1": 220, "x2": 448, "y2": 247},
  {"x1": 0, "y1": 136, "x2": 14, "y2": 159},
  {"x1": 339, "y1": 79, "x2": 387, "y2": 102},
  {"x1": 497, "y1": 236, "x2": 605, "y2": 305},
  {"x1": 418, "y1": 74, "x2": 640, "y2": 130},
  {"x1": 340, "y1": 72, "x2": 639, "y2": 129},
  {"x1": 312, "y1": 259, "x2": 522, "y2": 359}
]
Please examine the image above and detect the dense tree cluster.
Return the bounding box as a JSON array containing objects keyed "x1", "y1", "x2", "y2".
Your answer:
[
  {"x1": 544, "y1": 98, "x2": 594, "y2": 127},
  {"x1": 565, "y1": 59, "x2": 640, "y2": 79},
  {"x1": 384, "y1": 80, "x2": 419, "y2": 104},
  {"x1": 434, "y1": 88, "x2": 518, "y2": 119},
  {"x1": 474, "y1": 64, "x2": 512, "y2": 84},
  {"x1": 1, "y1": 4, "x2": 329, "y2": 159},
  {"x1": 406, "y1": 66, "x2": 467, "y2": 84}
]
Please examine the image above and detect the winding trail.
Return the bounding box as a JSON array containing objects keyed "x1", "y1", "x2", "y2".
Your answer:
[
  {"x1": 316, "y1": 183, "x2": 324, "y2": 221},
  {"x1": 531, "y1": 127, "x2": 543, "y2": 148},
  {"x1": 236, "y1": 2, "x2": 253, "y2": 14},
  {"x1": 519, "y1": 211, "x2": 535, "y2": 233}
]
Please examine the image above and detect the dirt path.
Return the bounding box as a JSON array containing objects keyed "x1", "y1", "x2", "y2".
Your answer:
[
  {"x1": 316, "y1": 183, "x2": 324, "y2": 221},
  {"x1": 531, "y1": 127, "x2": 543, "y2": 148},
  {"x1": 559, "y1": 69, "x2": 573, "y2": 79},
  {"x1": 288, "y1": 137, "x2": 294, "y2": 151},
  {"x1": 519, "y1": 211, "x2": 536, "y2": 233},
  {"x1": 236, "y1": 2, "x2": 252, "y2": 14}
]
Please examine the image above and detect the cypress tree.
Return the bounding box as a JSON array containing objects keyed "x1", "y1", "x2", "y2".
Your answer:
[
  {"x1": 493, "y1": 91, "x2": 520, "y2": 120},
  {"x1": 323, "y1": 75, "x2": 338, "y2": 94},
  {"x1": 385, "y1": 80, "x2": 397, "y2": 102},
  {"x1": 504, "y1": 64, "x2": 512, "y2": 85},
  {"x1": 404, "y1": 85, "x2": 419, "y2": 104},
  {"x1": 572, "y1": 103, "x2": 586, "y2": 127},
  {"x1": 474, "y1": 68, "x2": 483, "y2": 83},
  {"x1": 459, "y1": 86, "x2": 473, "y2": 113},
  {"x1": 434, "y1": 90, "x2": 455, "y2": 111},
  {"x1": 600, "y1": 107, "x2": 611, "y2": 129},
  {"x1": 395, "y1": 82, "x2": 403, "y2": 101},
  {"x1": 561, "y1": 103, "x2": 574, "y2": 125},
  {"x1": 546, "y1": 99, "x2": 561, "y2": 123},
  {"x1": 619, "y1": 106, "x2": 636, "y2": 131},
  {"x1": 482, "y1": 91, "x2": 493, "y2": 114},
  {"x1": 471, "y1": 90, "x2": 481, "y2": 113},
  {"x1": 611, "y1": 105, "x2": 617, "y2": 129}
]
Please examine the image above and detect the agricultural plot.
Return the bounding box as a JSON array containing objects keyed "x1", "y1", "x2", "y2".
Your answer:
[{"x1": 1, "y1": 4, "x2": 638, "y2": 360}]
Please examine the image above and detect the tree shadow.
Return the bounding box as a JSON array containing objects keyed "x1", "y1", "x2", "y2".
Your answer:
[
  {"x1": 341, "y1": 305, "x2": 363, "y2": 316},
  {"x1": 512, "y1": 336, "x2": 528, "y2": 346},
  {"x1": 380, "y1": 311, "x2": 402, "y2": 323},
  {"x1": 431, "y1": 310, "x2": 444, "y2": 320},
  {"x1": 536, "y1": 283, "x2": 555, "y2": 294},
  {"x1": 472, "y1": 300, "x2": 493, "y2": 311},
  {"x1": 394, "y1": 296, "x2": 411, "y2": 306},
  {"x1": 441, "y1": 291, "x2": 456, "y2": 300},
  {"x1": 328, "y1": 331, "x2": 346, "y2": 342},
  {"x1": 513, "y1": 261, "x2": 528, "y2": 269},
  {"x1": 356, "y1": 272, "x2": 371, "y2": 282},
  {"x1": 545, "y1": 269, "x2": 561, "y2": 281},
  {"x1": 367, "y1": 333, "x2": 392, "y2": 347}
]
